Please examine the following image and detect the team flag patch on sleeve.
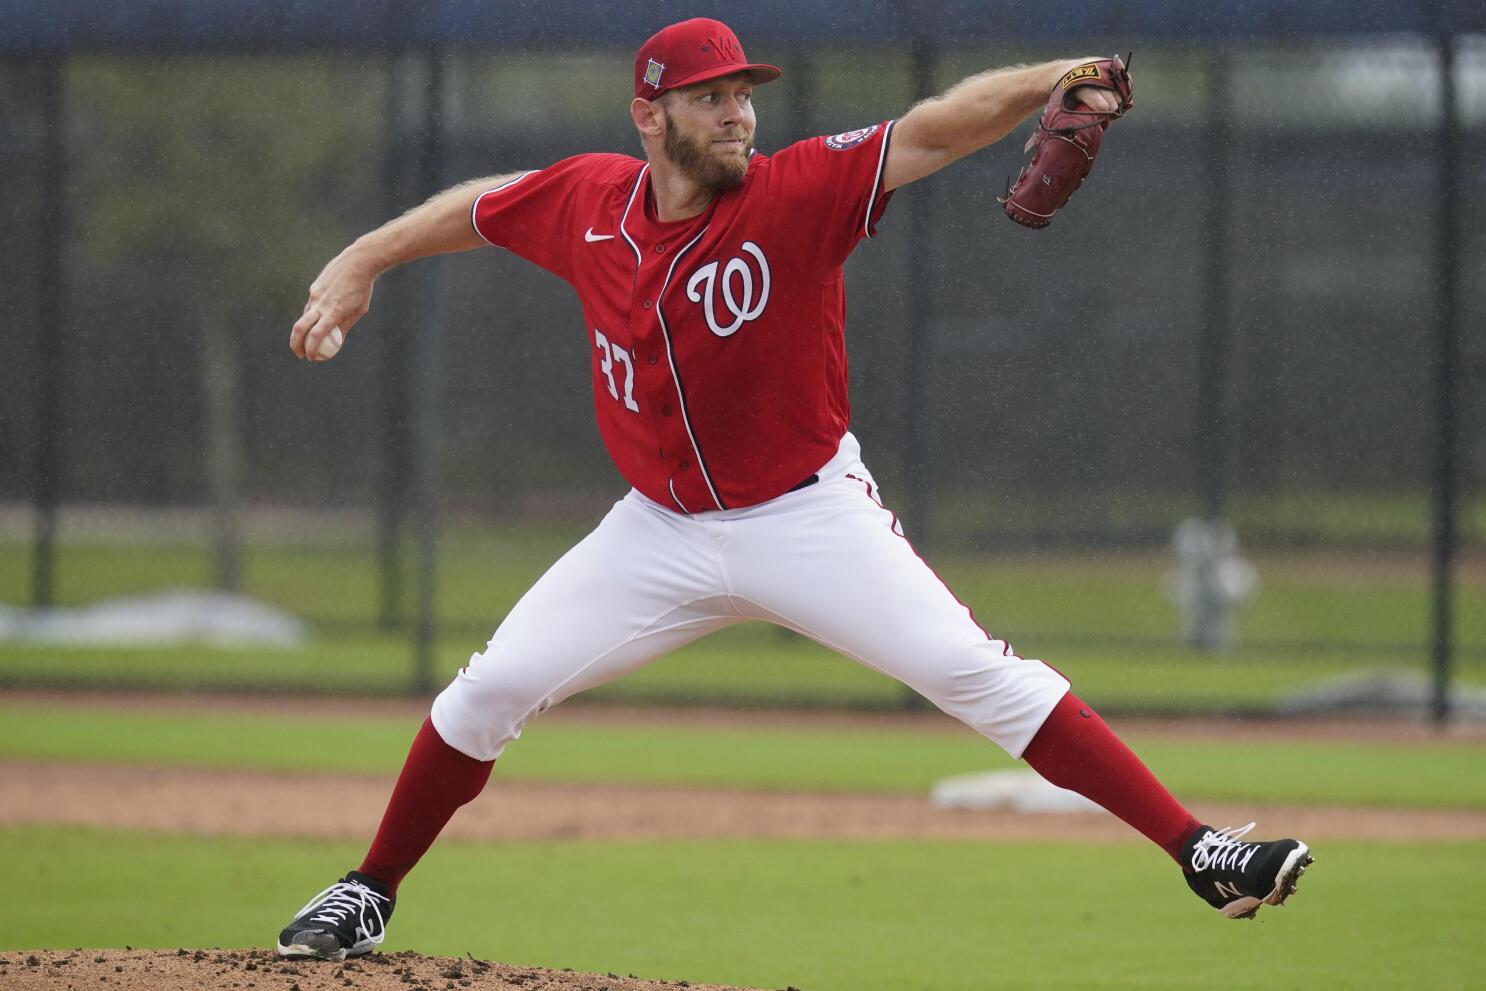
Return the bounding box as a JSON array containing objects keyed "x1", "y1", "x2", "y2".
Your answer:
[{"x1": 824, "y1": 124, "x2": 880, "y2": 150}]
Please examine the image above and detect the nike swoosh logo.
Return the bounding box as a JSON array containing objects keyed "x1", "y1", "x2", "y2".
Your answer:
[{"x1": 585, "y1": 228, "x2": 615, "y2": 242}]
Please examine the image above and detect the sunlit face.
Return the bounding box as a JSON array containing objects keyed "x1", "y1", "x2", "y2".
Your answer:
[{"x1": 658, "y1": 73, "x2": 756, "y2": 191}]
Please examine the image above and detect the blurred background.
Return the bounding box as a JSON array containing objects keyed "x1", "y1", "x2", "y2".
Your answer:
[{"x1": 2, "y1": 0, "x2": 1483, "y2": 719}]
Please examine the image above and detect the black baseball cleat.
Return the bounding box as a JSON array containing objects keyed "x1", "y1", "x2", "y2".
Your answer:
[
  {"x1": 1181, "y1": 822, "x2": 1313, "y2": 920},
  {"x1": 276, "y1": 871, "x2": 395, "y2": 961}
]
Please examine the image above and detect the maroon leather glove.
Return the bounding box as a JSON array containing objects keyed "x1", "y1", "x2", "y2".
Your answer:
[{"x1": 1001, "y1": 56, "x2": 1134, "y2": 229}]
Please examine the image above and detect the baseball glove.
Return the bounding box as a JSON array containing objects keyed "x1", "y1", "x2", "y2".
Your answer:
[{"x1": 1000, "y1": 55, "x2": 1134, "y2": 229}]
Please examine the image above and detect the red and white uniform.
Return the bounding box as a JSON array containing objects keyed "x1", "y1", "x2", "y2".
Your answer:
[
  {"x1": 471, "y1": 124, "x2": 895, "y2": 512},
  {"x1": 433, "y1": 126, "x2": 1069, "y2": 763}
]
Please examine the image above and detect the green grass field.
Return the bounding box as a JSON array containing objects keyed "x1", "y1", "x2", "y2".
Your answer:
[
  {"x1": 5, "y1": 531, "x2": 1483, "y2": 647},
  {"x1": 1, "y1": 531, "x2": 1483, "y2": 713},
  {"x1": 3, "y1": 694, "x2": 1484, "y2": 989},
  {"x1": 4, "y1": 522, "x2": 1484, "y2": 986},
  {"x1": 2, "y1": 630, "x2": 1467, "y2": 713},
  {"x1": 3, "y1": 702, "x2": 1485, "y2": 809},
  {"x1": 2, "y1": 829, "x2": 1482, "y2": 990}
]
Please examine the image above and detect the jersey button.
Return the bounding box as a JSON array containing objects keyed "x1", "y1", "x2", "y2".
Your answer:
[
  {"x1": 647, "y1": 353, "x2": 658, "y2": 364},
  {"x1": 662, "y1": 405, "x2": 673, "y2": 417},
  {"x1": 655, "y1": 244, "x2": 666, "y2": 253},
  {"x1": 679, "y1": 458, "x2": 690, "y2": 470},
  {"x1": 643, "y1": 299, "x2": 652, "y2": 309}
]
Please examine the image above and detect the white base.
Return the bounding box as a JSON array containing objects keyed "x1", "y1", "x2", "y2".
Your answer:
[{"x1": 931, "y1": 769, "x2": 1105, "y2": 814}]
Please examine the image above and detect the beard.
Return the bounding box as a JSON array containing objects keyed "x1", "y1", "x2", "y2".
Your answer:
[{"x1": 662, "y1": 109, "x2": 750, "y2": 191}]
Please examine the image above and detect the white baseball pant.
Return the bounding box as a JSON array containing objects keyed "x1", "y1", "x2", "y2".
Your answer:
[{"x1": 430, "y1": 433, "x2": 1071, "y2": 761}]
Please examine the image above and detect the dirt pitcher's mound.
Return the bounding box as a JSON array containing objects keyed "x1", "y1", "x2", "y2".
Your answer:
[{"x1": 0, "y1": 949, "x2": 771, "y2": 991}]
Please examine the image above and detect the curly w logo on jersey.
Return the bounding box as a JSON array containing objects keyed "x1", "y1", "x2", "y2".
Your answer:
[{"x1": 685, "y1": 241, "x2": 771, "y2": 338}]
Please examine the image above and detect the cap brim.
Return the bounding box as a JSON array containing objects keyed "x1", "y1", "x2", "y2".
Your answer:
[{"x1": 665, "y1": 62, "x2": 782, "y2": 93}]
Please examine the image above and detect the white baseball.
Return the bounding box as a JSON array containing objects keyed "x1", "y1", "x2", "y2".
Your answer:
[{"x1": 317, "y1": 327, "x2": 344, "y2": 360}]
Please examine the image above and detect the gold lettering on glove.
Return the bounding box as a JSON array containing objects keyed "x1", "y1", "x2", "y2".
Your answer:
[{"x1": 1061, "y1": 64, "x2": 1101, "y2": 89}]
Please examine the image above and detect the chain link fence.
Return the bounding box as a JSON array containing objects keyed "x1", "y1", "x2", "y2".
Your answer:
[{"x1": 2, "y1": 40, "x2": 1482, "y2": 713}]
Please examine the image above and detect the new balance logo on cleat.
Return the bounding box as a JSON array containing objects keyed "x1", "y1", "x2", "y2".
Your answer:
[
  {"x1": 276, "y1": 871, "x2": 395, "y2": 961},
  {"x1": 1181, "y1": 823, "x2": 1314, "y2": 920},
  {"x1": 1213, "y1": 880, "x2": 1246, "y2": 901}
]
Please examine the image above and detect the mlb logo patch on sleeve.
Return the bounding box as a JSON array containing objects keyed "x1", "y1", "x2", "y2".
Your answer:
[{"x1": 824, "y1": 124, "x2": 879, "y2": 150}]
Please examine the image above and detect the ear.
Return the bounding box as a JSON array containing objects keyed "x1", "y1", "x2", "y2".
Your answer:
[{"x1": 631, "y1": 97, "x2": 666, "y2": 139}]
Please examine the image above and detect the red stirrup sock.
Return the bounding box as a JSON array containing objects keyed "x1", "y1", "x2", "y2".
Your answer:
[
  {"x1": 357, "y1": 717, "x2": 494, "y2": 895},
  {"x1": 1021, "y1": 692, "x2": 1201, "y2": 865}
]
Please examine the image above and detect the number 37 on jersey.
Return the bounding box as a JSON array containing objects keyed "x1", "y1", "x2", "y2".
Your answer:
[{"x1": 593, "y1": 329, "x2": 640, "y2": 412}]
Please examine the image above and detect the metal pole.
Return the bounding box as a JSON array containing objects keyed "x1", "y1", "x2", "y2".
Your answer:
[
  {"x1": 771, "y1": 49, "x2": 820, "y2": 649},
  {"x1": 781, "y1": 48, "x2": 815, "y2": 146},
  {"x1": 896, "y1": 39, "x2": 938, "y2": 711},
  {"x1": 1190, "y1": 49, "x2": 1233, "y2": 652},
  {"x1": 378, "y1": 54, "x2": 413, "y2": 633},
  {"x1": 1429, "y1": 31, "x2": 1460, "y2": 726},
  {"x1": 1197, "y1": 50, "x2": 1232, "y2": 524},
  {"x1": 901, "y1": 40, "x2": 937, "y2": 549},
  {"x1": 31, "y1": 56, "x2": 65, "y2": 609},
  {"x1": 410, "y1": 48, "x2": 448, "y2": 695}
]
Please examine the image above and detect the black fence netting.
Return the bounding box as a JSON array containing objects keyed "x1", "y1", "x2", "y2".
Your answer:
[{"x1": 1, "y1": 42, "x2": 1482, "y2": 711}]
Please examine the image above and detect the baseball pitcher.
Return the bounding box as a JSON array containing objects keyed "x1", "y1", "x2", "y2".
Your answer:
[{"x1": 277, "y1": 19, "x2": 1311, "y2": 963}]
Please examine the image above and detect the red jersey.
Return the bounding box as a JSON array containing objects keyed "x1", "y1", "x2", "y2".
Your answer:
[{"x1": 472, "y1": 121, "x2": 895, "y2": 512}]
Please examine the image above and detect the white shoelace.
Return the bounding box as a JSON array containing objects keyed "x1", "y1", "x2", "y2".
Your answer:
[
  {"x1": 1190, "y1": 822, "x2": 1260, "y2": 874},
  {"x1": 294, "y1": 880, "x2": 389, "y2": 937}
]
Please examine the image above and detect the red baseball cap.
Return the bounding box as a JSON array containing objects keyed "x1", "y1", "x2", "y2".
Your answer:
[{"x1": 634, "y1": 18, "x2": 782, "y2": 99}]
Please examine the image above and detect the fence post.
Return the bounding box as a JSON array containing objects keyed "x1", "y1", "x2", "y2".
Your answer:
[
  {"x1": 781, "y1": 48, "x2": 815, "y2": 145},
  {"x1": 1429, "y1": 30, "x2": 1460, "y2": 726},
  {"x1": 897, "y1": 36, "x2": 938, "y2": 710},
  {"x1": 1191, "y1": 48, "x2": 1236, "y2": 652},
  {"x1": 31, "y1": 55, "x2": 65, "y2": 610},
  {"x1": 378, "y1": 53, "x2": 417, "y2": 634},
  {"x1": 901, "y1": 39, "x2": 938, "y2": 551},
  {"x1": 410, "y1": 48, "x2": 448, "y2": 695}
]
